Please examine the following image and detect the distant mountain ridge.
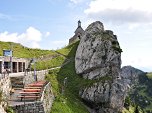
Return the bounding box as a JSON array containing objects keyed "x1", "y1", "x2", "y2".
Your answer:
[
  {"x1": 121, "y1": 66, "x2": 152, "y2": 112},
  {"x1": 120, "y1": 66, "x2": 145, "y2": 86}
]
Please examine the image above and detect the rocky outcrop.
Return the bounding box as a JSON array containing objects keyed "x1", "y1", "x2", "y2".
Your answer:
[
  {"x1": 120, "y1": 66, "x2": 145, "y2": 86},
  {"x1": 120, "y1": 66, "x2": 152, "y2": 112},
  {"x1": 75, "y1": 21, "x2": 122, "y2": 79},
  {"x1": 75, "y1": 21, "x2": 126, "y2": 113}
]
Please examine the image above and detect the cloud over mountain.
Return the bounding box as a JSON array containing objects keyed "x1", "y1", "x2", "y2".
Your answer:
[
  {"x1": 84, "y1": 0, "x2": 152, "y2": 24},
  {"x1": 0, "y1": 27, "x2": 42, "y2": 48}
]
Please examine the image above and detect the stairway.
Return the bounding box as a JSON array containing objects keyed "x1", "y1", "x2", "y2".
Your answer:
[{"x1": 10, "y1": 76, "x2": 24, "y2": 89}]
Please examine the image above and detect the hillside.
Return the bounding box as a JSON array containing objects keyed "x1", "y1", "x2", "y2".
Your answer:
[
  {"x1": 46, "y1": 41, "x2": 90, "y2": 113},
  {"x1": 1, "y1": 40, "x2": 152, "y2": 113},
  {"x1": 121, "y1": 66, "x2": 152, "y2": 113},
  {"x1": 147, "y1": 72, "x2": 152, "y2": 79},
  {"x1": 129, "y1": 72, "x2": 152, "y2": 112},
  {"x1": 0, "y1": 41, "x2": 66, "y2": 70},
  {"x1": 0, "y1": 41, "x2": 56, "y2": 58},
  {"x1": 45, "y1": 41, "x2": 152, "y2": 113}
]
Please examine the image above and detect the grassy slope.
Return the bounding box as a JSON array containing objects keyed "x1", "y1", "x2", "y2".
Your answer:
[
  {"x1": 46, "y1": 41, "x2": 89, "y2": 113},
  {"x1": 35, "y1": 56, "x2": 65, "y2": 70},
  {"x1": 0, "y1": 41, "x2": 65, "y2": 70},
  {"x1": 146, "y1": 72, "x2": 152, "y2": 79},
  {"x1": 123, "y1": 72, "x2": 152, "y2": 113},
  {"x1": 0, "y1": 41, "x2": 55, "y2": 58},
  {"x1": 136, "y1": 73, "x2": 152, "y2": 112},
  {"x1": 122, "y1": 106, "x2": 137, "y2": 113}
]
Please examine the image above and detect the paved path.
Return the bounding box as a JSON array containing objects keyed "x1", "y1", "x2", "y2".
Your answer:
[
  {"x1": 9, "y1": 72, "x2": 25, "y2": 77},
  {"x1": 7, "y1": 66, "x2": 61, "y2": 78}
]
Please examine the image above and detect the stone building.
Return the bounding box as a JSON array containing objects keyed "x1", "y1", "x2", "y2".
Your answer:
[
  {"x1": 69, "y1": 20, "x2": 85, "y2": 44},
  {"x1": 0, "y1": 56, "x2": 28, "y2": 74}
]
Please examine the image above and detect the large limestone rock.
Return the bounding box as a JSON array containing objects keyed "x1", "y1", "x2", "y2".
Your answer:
[
  {"x1": 75, "y1": 21, "x2": 122, "y2": 79},
  {"x1": 75, "y1": 21, "x2": 126, "y2": 113}
]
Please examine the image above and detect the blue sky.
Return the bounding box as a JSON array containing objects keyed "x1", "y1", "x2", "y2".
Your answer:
[{"x1": 0, "y1": 0, "x2": 152, "y2": 72}]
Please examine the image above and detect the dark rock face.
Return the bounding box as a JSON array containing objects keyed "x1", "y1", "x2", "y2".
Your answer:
[
  {"x1": 120, "y1": 66, "x2": 145, "y2": 86},
  {"x1": 121, "y1": 66, "x2": 152, "y2": 112},
  {"x1": 75, "y1": 21, "x2": 126, "y2": 113}
]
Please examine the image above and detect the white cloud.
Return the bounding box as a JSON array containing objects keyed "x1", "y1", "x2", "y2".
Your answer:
[
  {"x1": 31, "y1": 42, "x2": 40, "y2": 48},
  {"x1": 52, "y1": 40, "x2": 68, "y2": 45},
  {"x1": 0, "y1": 31, "x2": 18, "y2": 42},
  {"x1": 0, "y1": 27, "x2": 42, "y2": 48},
  {"x1": 25, "y1": 27, "x2": 42, "y2": 41},
  {"x1": 122, "y1": 52, "x2": 152, "y2": 72},
  {"x1": 45, "y1": 32, "x2": 50, "y2": 37},
  {"x1": 85, "y1": 0, "x2": 152, "y2": 13},
  {"x1": 70, "y1": 0, "x2": 84, "y2": 4},
  {"x1": 46, "y1": 40, "x2": 69, "y2": 50},
  {"x1": 82, "y1": 0, "x2": 152, "y2": 72},
  {"x1": 84, "y1": 0, "x2": 152, "y2": 24}
]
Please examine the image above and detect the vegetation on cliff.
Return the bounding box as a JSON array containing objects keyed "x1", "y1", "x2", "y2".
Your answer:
[
  {"x1": 46, "y1": 41, "x2": 89, "y2": 113},
  {"x1": 146, "y1": 72, "x2": 152, "y2": 79},
  {"x1": 122, "y1": 72, "x2": 152, "y2": 113},
  {"x1": 1, "y1": 41, "x2": 152, "y2": 113}
]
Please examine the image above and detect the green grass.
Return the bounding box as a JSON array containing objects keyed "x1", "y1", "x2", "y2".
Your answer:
[
  {"x1": 122, "y1": 106, "x2": 135, "y2": 113},
  {"x1": 127, "y1": 72, "x2": 152, "y2": 112},
  {"x1": 122, "y1": 106, "x2": 143, "y2": 113},
  {"x1": 33, "y1": 42, "x2": 80, "y2": 71},
  {"x1": 0, "y1": 41, "x2": 66, "y2": 71},
  {"x1": 146, "y1": 103, "x2": 152, "y2": 111},
  {"x1": 47, "y1": 68, "x2": 88, "y2": 113},
  {"x1": 146, "y1": 72, "x2": 152, "y2": 79},
  {"x1": 56, "y1": 43, "x2": 79, "y2": 57},
  {"x1": 6, "y1": 106, "x2": 14, "y2": 113},
  {"x1": 0, "y1": 41, "x2": 56, "y2": 58},
  {"x1": 45, "y1": 41, "x2": 89, "y2": 113},
  {"x1": 139, "y1": 88, "x2": 147, "y2": 97},
  {"x1": 34, "y1": 56, "x2": 65, "y2": 71}
]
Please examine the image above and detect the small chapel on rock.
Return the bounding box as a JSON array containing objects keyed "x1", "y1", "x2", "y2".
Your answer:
[{"x1": 69, "y1": 20, "x2": 85, "y2": 44}]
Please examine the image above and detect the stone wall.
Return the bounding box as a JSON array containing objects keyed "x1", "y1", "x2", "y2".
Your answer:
[
  {"x1": 24, "y1": 70, "x2": 49, "y2": 86},
  {"x1": 0, "y1": 75, "x2": 11, "y2": 99},
  {"x1": 12, "y1": 102, "x2": 45, "y2": 113},
  {"x1": 0, "y1": 74, "x2": 11, "y2": 113},
  {"x1": 41, "y1": 82, "x2": 54, "y2": 113}
]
